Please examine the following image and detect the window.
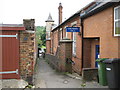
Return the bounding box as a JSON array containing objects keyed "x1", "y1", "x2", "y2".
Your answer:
[
  {"x1": 66, "y1": 31, "x2": 68, "y2": 38},
  {"x1": 60, "y1": 28, "x2": 62, "y2": 40},
  {"x1": 71, "y1": 21, "x2": 77, "y2": 56},
  {"x1": 114, "y1": 5, "x2": 120, "y2": 36},
  {"x1": 73, "y1": 32, "x2": 76, "y2": 55}
]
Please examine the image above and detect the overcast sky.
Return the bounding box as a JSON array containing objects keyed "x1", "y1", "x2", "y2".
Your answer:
[{"x1": 1, "y1": 0, "x2": 95, "y2": 26}]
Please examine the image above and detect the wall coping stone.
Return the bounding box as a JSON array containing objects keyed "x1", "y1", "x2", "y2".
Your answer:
[
  {"x1": 25, "y1": 30, "x2": 35, "y2": 33},
  {"x1": 59, "y1": 39, "x2": 73, "y2": 43},
  {"x1": 82, "y1": 68, "x2": 98, "y2": 71},
  {"x1": 46, "y1": 38, "x2": 51, "y2": 41}
]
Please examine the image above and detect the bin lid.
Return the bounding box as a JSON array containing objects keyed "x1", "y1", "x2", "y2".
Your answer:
[
  {"x1": 103, "y1": 58, "x2": 120, "y2": 64},
  {"x1": 96, "y1": 58, "x2": 108, "y2": 62}
]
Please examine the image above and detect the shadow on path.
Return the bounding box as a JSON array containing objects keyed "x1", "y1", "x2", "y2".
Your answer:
[
  {"x1": 33, "y1": 58, "x2": 109, "y2": 89},
  {"x1": 33, "y1": 58, "x2": 82, "y2": 88}
]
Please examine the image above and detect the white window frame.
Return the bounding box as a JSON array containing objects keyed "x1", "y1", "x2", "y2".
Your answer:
[
  {"x1": 71, "y1": 21, "x2": 77, "y2": 56},
  {"x1": 73, "y1": 32, "x2": 76, "y2": 56},
  {"x1": 66, "y1": 31, "x2": 68, "y2": 38},
  {"x1": 114, "y1": 5, "x2": 120, "y2": 36},
  {"x1": 60, "y1": 28, "x2": 62, "y2": 40}
]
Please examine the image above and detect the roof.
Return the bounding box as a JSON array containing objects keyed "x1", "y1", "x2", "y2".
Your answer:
[
  {"x1": 52, "y1": 0, "x2": 119, "y2": 32},
  {"x1": 0, "y1": 24, "x2": 25, "y2": 30},
  {"x1": 45, "y1": 13, "x2": 54, "y2": 22},
  {"x1": 80, "y1": 0, "x2": 118, "y2": 19},
  {"x1": 0, "y1": 24, "x2": 24, "y2": 27},
  {"x1": 52, "y1": 1, "x2": 95, "y2": 32}
]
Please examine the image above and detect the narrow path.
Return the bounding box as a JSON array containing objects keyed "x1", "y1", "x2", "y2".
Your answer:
[
  {"x1": 34, "y1": 58, "x2": 109, "y2": 88},
  {"x1": 34, "y1": 58, "x2": 82, "y2": 88}
]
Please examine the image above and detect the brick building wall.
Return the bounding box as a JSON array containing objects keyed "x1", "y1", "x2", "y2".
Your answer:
[
  {"x1": 47, "y1": 2, "x2": 120, "y2": 76},
  {"x1": 51, "y1": 16, "x2": 82, "y2": 74},
  {"x1": 52, "y1": 30, "x2": 59, "y2": 55},
  {"x1": 62, "y1": 17, "x2": 82, "y2": 74},
  {"x1": 46, "y1": 40, "x2": 51, "y2": 54},
  {"x1": 83, "y1": 6, "x2": 120, "y2": 58}
]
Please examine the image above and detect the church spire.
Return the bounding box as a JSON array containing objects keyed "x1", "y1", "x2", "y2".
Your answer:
[{"x1": 46, "y1": 13, "x2": 54, "y2": 22}]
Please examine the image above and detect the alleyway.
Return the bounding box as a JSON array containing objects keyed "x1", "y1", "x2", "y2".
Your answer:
[{"x1": 33, "y1": 58, "x2": 108, "y2": 88}]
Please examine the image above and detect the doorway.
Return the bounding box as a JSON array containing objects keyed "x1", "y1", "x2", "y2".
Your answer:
[{"x1": 83, "y1": 38, "x2": 100, "y2": 68}]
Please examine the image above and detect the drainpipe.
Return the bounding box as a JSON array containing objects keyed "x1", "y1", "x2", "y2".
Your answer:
[{"x1": 81, "y1": 18, "x2": 84, "y2": 69}]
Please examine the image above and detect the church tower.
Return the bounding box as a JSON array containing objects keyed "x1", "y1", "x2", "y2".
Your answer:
[
  {"x1": 45, "y1": 13, "x2": 54, "y2": 54},
  {"x1": 45, "y1": 13, "x2": 54, "y2": 40}
]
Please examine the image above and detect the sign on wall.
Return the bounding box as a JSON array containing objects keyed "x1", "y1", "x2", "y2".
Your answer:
[{"x1": 66, "y1": 27, "x2": 80, "y2": 32}]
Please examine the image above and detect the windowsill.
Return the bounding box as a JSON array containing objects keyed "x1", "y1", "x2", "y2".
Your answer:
[
  {"x1": 114, "y1": 34, "x2": 120, "y2": 36},
  {"x1": 72, "y1": 54, "x2": 77, "y2": 58}
]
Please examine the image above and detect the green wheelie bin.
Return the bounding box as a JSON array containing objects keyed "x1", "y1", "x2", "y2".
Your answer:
[{"x1": 96, "y1": 58, "x2": 108, "y2": 86}]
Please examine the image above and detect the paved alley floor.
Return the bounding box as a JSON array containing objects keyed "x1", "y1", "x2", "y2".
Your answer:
[
  {"x1": 33, "y1": 58, "x2": 109, "y2": 88},
  {"x1": 0, "y1": 79, "x2": 28, "y2": 89}
]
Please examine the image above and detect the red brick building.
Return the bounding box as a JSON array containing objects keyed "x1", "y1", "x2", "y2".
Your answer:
[{"x1": 46, "y1": 0, "x2": 120, "y2": 77}]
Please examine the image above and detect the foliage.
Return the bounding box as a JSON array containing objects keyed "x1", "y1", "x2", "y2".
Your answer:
[{"x1": 36, "y1": 26, "x2": 46, "y2": 48}]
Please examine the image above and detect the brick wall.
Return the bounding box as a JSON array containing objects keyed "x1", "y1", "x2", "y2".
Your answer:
[
  {"x1": 46, "y1": 39, "x2": 73, "y2": 73},
  {"x1": 52, "y1": 30, "x2": 59, "y2": 55},
  {"x1": 19, "y1": 31, "x2": 36, "y2": 78},
  {"x1": 59, "y1": 39, "x2": 73, "y2": 72},
  {"x1": 45, "y1": 54, "x2": 60, "y2": 71},
  {"x1": 50, "y1": 16, "x2": 83, "y2": 74},
  {"x1": 82, "y1": 68, "x2": 98, "y2": 81}
]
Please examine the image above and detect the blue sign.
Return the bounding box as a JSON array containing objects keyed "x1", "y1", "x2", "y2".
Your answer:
[{"x1": 66, "y1": 27, "x2": 80, "y2": 32}]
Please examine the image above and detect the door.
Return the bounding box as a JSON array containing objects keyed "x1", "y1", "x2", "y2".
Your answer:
[
  {"x1": 95, "y1": 45, "x2": 100, "y2": 67},
  {"x1": 0, "y1": 31, "x2": 20, "y2": 79}
]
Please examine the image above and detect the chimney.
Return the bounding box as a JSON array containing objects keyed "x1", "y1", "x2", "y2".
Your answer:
[
  {"x1": 58, "y1": 3, "x2": 63, "y2": 25},
  {"x1": 23, "y1": 19, "x2": 35, "y2": 31}
]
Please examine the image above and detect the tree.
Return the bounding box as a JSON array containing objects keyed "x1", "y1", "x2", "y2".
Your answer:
[{"x1": 36, "y1": 26, "x2": 46, "y2": 48}]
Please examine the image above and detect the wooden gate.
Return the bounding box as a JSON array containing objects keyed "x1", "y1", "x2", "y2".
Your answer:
[{"x1": 0, "y1": 30, "x2": 20, "y2": 79}]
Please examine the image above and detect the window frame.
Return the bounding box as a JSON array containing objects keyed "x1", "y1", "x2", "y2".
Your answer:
[
  {"x1": 60, "y1": 28, "x2": 63, "y2": 40},
  {"x1": 65, "y1": 25, "x2": 68, "y2": 38},
  {"x1": 72, "y1": 31, "x2": 77, "y2": 56},
  {"x1": 114, "y1": 5, "x2": 120, "y2": 36},
  {"x1": 71, "y1": 21, "x2": 77, "y2": 56}
]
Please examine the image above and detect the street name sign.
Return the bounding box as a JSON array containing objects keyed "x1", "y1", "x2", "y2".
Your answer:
[{"x1": 66, "y1": 27, "x2": 80, "y2": 32}]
